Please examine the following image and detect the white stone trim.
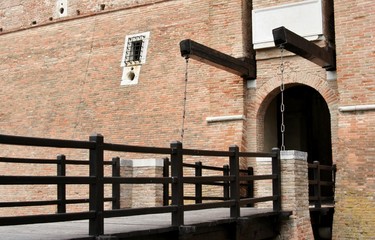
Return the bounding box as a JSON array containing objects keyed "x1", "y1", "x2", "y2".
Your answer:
[
  {"x1": 120, "y1": 158, "x2": 164, "y2": 167},
  {"x1": 120, "y1": 32, "x2": 150, "y2": 86},
  {"x1": 256, "y1": 157, "x2": 271, "y2": 162},
  {"x1": 56, "y1": 0, "x2": 68, "y2": 18},
  {"x1": 206, "y1": 115, "x2": 245, "y2": 123},
  {"x1": 121, "y1": 65, "x2": 141, "y2": 85},
  {"x1": 338, "y1": 104, "x2": 375, "y2": 112},
  {"x1": 326, "y1": 71, "x2": 337, "y2": 81},
  {"x1": 121, "y1": 32, "x2": 150, "y2": 67},
  {"x1": 280, "y1": 150, "x2": 307, "y2": 161},
  {"x1": 247, "y1": 79, "x2": 256, "y2": 89}
]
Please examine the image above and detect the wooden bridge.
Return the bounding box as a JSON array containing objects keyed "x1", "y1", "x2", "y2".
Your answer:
[{"x1": 0, "y1": 134, "x2": 335, "y2": 239}]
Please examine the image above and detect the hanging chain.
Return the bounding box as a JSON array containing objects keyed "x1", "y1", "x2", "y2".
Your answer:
[
  {"x1": 279, "y1": 46, "x2": 286, "y2": 151},
  {"x1": 181, "y1": 57, "x2": 189, "y2": 142}
]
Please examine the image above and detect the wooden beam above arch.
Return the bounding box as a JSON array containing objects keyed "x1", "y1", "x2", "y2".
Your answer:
[
  {"x1": 272, "y1": 26, "x2": 336, "y2": 71},
  {"x1": 180, "y1": 39, "x2": 256, "y2": 80}
]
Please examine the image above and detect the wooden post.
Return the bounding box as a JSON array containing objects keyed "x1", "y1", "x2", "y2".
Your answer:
[
  {"x1": 272, "y1": 148, "x2": 281, "y2": 211},
  {"x1": 89, "y1": 134, "x2": 104, "y2": 236},
  {"x1": 247, "y1": 167, "x2": 254, "y2": 207},
  {"x1": 112, "y1": 157, "x2": 120, "y2": 210},
  {"x1": 313, "y1": 161, "x2": 322, "y2": 208},
  {"x1": 223, "y1": 164, "x2": 230, "y2": 201},
  {"x1": 171, "y1": 141, "x2": 184, "y2": 226},
  {"x1": 229, "y1": 145, "x2": 240, "y2": 218},
  {"x1": 195, "y1": 161, "x2": 203, "y2": 204},
  {"x1": 163, "y1": 158, "x2": 170, "y2": 206},
  {"x1": 57, "y1": 154, "x2": 66, "y2": 213}
]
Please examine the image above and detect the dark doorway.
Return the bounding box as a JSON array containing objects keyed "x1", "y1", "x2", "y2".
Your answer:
[
  {"x1": 264, "y1": 85, "x2": 334, "y2": 239},
  {"x1": 264, "y1": 85, "x2": 332, "y2": 165}
]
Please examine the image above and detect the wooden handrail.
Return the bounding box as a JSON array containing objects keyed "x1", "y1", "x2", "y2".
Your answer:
[
  {"x1": 308, "y1": 161, "x2": 336, "y2": 208},
  {"x1": 0, "y1": 133, "x2": 281, "y2": 236}
]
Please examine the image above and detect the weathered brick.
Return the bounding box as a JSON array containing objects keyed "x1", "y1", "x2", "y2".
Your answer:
[{"x1": 0, "y1": 1, "x2": 374, "y2": 239}]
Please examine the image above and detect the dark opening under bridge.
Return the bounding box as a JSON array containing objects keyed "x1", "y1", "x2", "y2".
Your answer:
[{"x1": 0, "y1": 134, "x2": 335, "y2": 239}]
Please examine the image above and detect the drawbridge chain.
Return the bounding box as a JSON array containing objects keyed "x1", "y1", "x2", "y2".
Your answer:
[
  {"x1": 181, "y1": 57, "x2": 189, "y2": 142},
  {"x1": 279, "y1": 46, "x2": 286, "y2": 151}
]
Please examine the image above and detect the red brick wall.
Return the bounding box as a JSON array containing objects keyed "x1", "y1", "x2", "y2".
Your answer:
[
  {"x1": 0, "y1": 1, "x2": 374, "y2": 238},
  {"x1": 333, "y1": 0, "x2": 375, "y2": 238},
  {"x1": 251, "y1": 0, "x2": 375, "y2": 239},
  {"x1": 0, "y1": 0, "x2": 247, "y2": 215},
  {"x1": 0, "y1": 0, "x2": 171, "y2": 32},
  {"x1": 0, "y1": 0, "x2": 246, "y2": 149}
]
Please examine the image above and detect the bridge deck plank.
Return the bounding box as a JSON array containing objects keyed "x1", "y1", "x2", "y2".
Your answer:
[{"x1": 0, "y1": 208, "x2": 282, "y2": 240}]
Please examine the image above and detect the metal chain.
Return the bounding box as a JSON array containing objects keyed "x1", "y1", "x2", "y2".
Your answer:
[
  {"x1": 181, "y1": 57, "x2": 189, "y2": 142},
  {"x1": 279, "y1": 46, "x2": 286, "y2": 151}
]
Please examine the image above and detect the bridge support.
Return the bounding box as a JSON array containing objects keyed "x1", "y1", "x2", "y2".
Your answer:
[
  {"x1": 279, "y1": 150, "x2": 314, "y2": 239},
  {"x1": 255, "y1": 150, "x2": 314, "y2": 239},
  {"x1": 120, "y1": 159, "x2": 165, "y2": 208}
]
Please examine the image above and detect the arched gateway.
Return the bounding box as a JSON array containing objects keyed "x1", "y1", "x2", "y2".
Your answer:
[
  {"x1": 255, "y1": 83, "x2": 337, "y2": 239},
  {"x1": 264, "y1": 84, "x2": 332, "y2": 166}
]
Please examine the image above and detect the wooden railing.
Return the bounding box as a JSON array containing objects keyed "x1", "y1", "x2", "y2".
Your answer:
[
  {"x1": 0, "y1": 154, "x2": 120, "y2": 212},
  {"x1": 163, "y1": 160, "x2": 255, "y2": 206},
  {"x1": 0, "y1": 134, "x2": 281, "y2": 236},
  {"x1": 308, "y1": 161, "x2": 337, "y2": 208}
]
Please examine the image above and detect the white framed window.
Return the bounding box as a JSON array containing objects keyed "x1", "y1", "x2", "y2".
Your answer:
[{"x1": 120, "y1": 32, "x2": 150, "y2": 85}]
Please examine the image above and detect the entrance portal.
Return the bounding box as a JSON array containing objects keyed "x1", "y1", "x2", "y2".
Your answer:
[
  {"x1": 263, "y1": 85, "x2": 334, "y2": 239},
  {"x1": 264, "y1": 85, "x2": 332, "y2": 166}
]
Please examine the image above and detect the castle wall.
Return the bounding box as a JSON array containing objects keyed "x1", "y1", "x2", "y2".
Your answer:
[
  {"x1": 250, "y1": 0, "x2": 374, "y2": 239},
  {"x1": 0, "y1": 0, "x2": 247, "y2": 215},
  {"x1": 0, "y1": 1, "x2": 374, "y2": 239},
  {"x1": 332, "y1": 0, "x2": 375, "y2": 238}
]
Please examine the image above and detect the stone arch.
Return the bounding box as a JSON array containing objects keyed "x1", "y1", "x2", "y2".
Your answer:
[{"x1": 252, "y1": 71, "x2": 339, "y2": 162}]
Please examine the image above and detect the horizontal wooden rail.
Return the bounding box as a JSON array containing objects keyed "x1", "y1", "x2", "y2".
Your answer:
[
  {"x1": 240, "y1": 196, "x2": 278, "y2": 206},
  {"x1": 0, "y1": 157, "x2": 114, "y2": 165},
  {"x1": 183, "y1": 176, "x2": 234, "y2": 184},
  {"x1": 0, "y1": 134, "x2": 94, "y2": 149},
  {"x1": 0, "y1": 176, "x2": 95, "y2": 185},
  {"x1": 0, "y1": 211, "x2": 95, "y2": 226},
  {"x1": 104, "y1": 206, "x2": 177, "y2": 218},
  {"x1": 182, "y1": 196, "x2": 227, "y2": 201},
  {"x1": 239, "y1": 151, "x2": 277, "y2": 158},
  {"x1": 240, "y1": 174, "x2": 278, "y2": 181},
  {"x1": 183, "y1": 200, "x2": 236, "y2": 211},
  {"x1": 0, "y1": 198, "x2": 114, "y2": 208},
  {"x1": 183, "y1": 148, "x2": 233, "y2": 157},
  {"x1": 0, "y1": 200, "x2": 60, "y2": 208},
  {"x1": 103, "y1": 142, "x2": 170, "y2": 154},
  {"x1": 181, "y1": 162, "x2": 226, "y2": 171},
  {"x1": 0, "y1": 157, "x2": 59, "y2": 164},
  {"x1": 103, "y1": 177, "x2": 172, "y2": 184}
]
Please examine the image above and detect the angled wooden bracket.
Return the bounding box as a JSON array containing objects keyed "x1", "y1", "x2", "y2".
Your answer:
[
  {"x1": 180, "y1": 39, "x2": 256, "y2": 80},
  {"x1": 272, "y1": 26, "x2": 336, "y2": 71}
]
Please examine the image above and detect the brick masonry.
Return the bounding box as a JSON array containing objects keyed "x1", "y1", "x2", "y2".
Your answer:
[
  {"x1": 0, "y1": 0, "x2": 374, "y2": 239},
  {"x1": 332, "y1": 0, "x2": 375, "y2": 239},
  {"x1": 120, "y1": 159, "x2": 164, "y2": 208},
  {"x1": 278, "y1": 150, "x2": 314, "y2": 240},
  {"x1": 0, "y1": 0, "x2": 246, "y2": 215},
  {"x1": 255, "y1": 151, "x2": 314, "y2": 240}
]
